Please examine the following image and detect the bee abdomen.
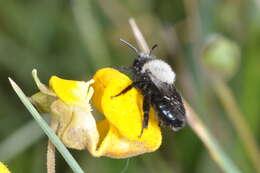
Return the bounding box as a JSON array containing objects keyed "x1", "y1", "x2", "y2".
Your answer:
[{"x1": 154, "y1": 102, "x2": 185, "y2": 131}]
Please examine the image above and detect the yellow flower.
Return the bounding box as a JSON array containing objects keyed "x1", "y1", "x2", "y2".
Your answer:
[
  {"x1": 31, "y1": 68, "x2": 162, "y2": 158},
  {"x1": 0, "y1": 162, "x2": 11, "y2": 173},
  {"x1": 92, "y1": 68, "x2": 162, "y2": 158},
  {"x1": 31, "y1": 70, "x2": 98, "y2": 151}
]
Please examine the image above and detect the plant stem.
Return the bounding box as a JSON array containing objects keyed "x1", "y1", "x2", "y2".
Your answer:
[
  {"x1": 212, "y1": 79, "x2": 260, "y2": 173},
  {"x1": 47, "y1": 117, "x2": 59, "y2": 173},
  {"x1": 184, "y1": 101, "x2": 241, "y2": 173},
  {"x1": 129, "y1": 18, "x2": 149, "y2": 53}
]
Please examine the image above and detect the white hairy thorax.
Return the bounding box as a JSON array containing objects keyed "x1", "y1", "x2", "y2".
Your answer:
[{"x1": 141, "y1": 59, "x2": 176, "y2": 84}]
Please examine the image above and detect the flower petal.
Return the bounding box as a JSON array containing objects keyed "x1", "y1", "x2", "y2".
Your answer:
[
  {"x1": 0, "y1": 162, "x2": 11, "y2": 173},
  {"x1": 93, "y1": 117, "x2": 161, "y2": 158},
  {"x1": 49, "y1": 76, "x2": 93, "y2": 109},
  {"x1": 92, "y1": 68, "x2": 162, "y2": 157}
]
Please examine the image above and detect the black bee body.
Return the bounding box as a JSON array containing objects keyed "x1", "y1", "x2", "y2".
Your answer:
[{"x1": 115, "y1": 39, "x2": 186, "y2": 135}]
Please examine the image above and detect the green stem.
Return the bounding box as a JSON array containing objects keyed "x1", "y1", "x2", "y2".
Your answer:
[
  {"x1": 212, "y1": 79, "x2": 260, "y2": 173},
  {"x1": 185, "y1": 101, "x2": 241, "y2": 173}
]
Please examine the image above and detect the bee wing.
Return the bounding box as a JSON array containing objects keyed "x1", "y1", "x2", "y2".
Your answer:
[{"x1": 158, "y1": 83, "x2": 186, "y2": 117}]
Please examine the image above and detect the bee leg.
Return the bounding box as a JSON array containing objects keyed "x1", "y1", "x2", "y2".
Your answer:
[
  {"x1": 112, "y1": 81, "x2": 141, "y2": 98},
  {"x1": 111, "y1": 83, "x2": 134, "y2": 98},
  {"x1": 139, "y1": 94, "x2": 151, "y2": 137},
  {"x1": 158, "y1": 119, "x2": 165, "y2": 127}
]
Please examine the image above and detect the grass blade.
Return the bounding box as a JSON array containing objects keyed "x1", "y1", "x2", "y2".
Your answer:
[{"x1": 212, "y1": 79, "x2": 260, "y2": 172}]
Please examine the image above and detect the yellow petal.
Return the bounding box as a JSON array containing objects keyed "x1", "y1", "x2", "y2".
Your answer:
[
  {"x1": 49, "y1": 76, "x2": 93, "y2": 110},
  {"x1": 92, "y1": 68, "x2": 162, "y2": 157},
  {"x1": 0, "y1": 162, "x2": 11, "y2": 173},
  {"x1": 93, "y1": 118, "x2": 161, "y2": 158}
]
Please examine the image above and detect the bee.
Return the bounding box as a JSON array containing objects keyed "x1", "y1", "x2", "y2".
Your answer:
[{"x1": 114, "y1": 39, "x2": 186, "y2": 136}]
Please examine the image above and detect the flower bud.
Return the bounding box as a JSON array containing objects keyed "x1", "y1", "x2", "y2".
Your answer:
[{"x1": 201, "y1": 34, "x2": 240, "y2": 80}]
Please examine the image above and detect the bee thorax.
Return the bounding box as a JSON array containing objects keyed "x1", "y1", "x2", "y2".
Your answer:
[{"x1": 141, "y1": 59, "x2": 176, "y2": 84}]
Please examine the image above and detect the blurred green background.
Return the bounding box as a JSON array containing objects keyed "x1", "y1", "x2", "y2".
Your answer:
[{"x1": 0, "y1": 0, "x2": 260, "y2": 172}]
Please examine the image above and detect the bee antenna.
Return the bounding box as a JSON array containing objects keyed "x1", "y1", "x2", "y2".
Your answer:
[
  {"x1": 119, "y1": 39, "x2": 139, "y2": 54},
  {"x1": 149, "y1": 44, "x2": 158, "y2": 56}
]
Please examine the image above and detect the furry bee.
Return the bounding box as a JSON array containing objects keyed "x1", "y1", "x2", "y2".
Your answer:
[{"x1": 114, "y1": 39, "x2": 186, "y2": 135}]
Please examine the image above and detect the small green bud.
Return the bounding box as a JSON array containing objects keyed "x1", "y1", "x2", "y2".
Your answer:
[
  {"x1": 201, "y1": 34, "x2": 241, "y2": 80},
  {"x1": 30, "y1": 92, "x2": 57, "y2": 113}
]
